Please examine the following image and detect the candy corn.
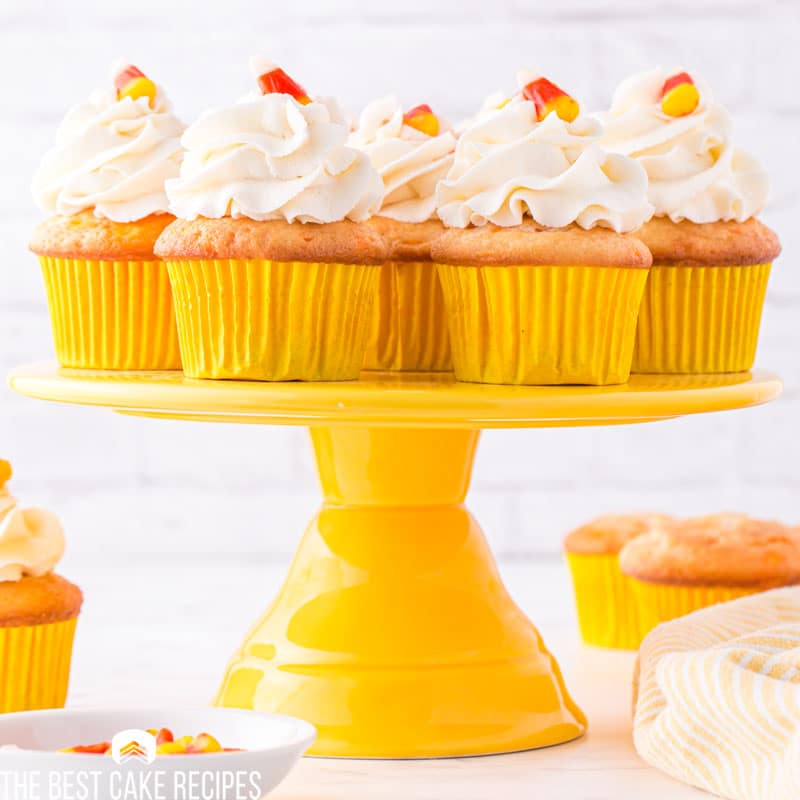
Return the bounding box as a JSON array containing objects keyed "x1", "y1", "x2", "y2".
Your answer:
[
  {"x1": 60, "y1": 742, "x2": 111, "y2": 755},
  {"x1": 520, "y1": 76, "x2": 580, "y2": 123},
  {"x1": 60, "y1": 728, "x2": 241, "y2": 756},
  {"x1": 114, "y1": 64, "x2": 157, "y2": 107},
  {"x1": 186, "y1": 733, "x2": 222, "y2": 754},
  {"x1": 403, "y1": 103, "x2": 440, "y2": 136},
  {"x1": 660, "y1": 71, "x2": 700, "y2": 117},
  {"x1": 255, "y1": 61, "x2": 311, "y2": 105}
]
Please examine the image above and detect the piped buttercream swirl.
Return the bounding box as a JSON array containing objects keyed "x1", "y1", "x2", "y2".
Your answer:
[{"x1": 595, "y1": 69, "x2": 768, "y2": 223}]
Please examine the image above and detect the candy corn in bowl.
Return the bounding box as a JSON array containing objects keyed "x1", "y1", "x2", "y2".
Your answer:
[
  {"x1": 30, "y1": 62, "x2": 184, "y2": 370},
  {"x1": 157, "y1": 58, "x2": 386, "y2": 381},
  {"x1": 597, "y1": 69, "x2": 780, "y2": 374},
  {"x1": 350, "y1": 96, "x2": 456, "y2": 371},
  {"x1": 432, "y1": 71, "x2": 654, "y2": 385},
  {"x1": 0, "y1": 461, "x2": 82, "y2": 713}
]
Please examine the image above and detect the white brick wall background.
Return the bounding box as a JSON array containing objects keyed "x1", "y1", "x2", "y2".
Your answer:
[{"x1": 1, "y1": 0, "x2": 798, "y2": 568}]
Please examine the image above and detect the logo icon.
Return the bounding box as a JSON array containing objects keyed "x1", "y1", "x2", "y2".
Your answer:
[{"x1": 111, "y1": 729, "x2": 157, "y2": 765}]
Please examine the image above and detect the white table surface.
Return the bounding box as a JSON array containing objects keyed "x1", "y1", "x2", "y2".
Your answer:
[{"x1": 63, "y1": 556, "x2": 709, "y2": 800}]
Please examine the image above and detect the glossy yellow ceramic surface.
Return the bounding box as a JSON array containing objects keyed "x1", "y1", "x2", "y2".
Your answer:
[
  {"x1": 6, "y1": 363, "x2": 782, "y2": 756},
  {"x1": 216, "y1": 427, "x2": 586, "y2": 756},
  {"x1": 7, "y1": 364, "x2": 782, "y2": 429}
]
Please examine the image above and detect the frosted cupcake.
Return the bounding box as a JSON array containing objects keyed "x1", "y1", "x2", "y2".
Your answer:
[
  {"x1": 157, "y1": 59, "x2": 386, "y2": 381},
  {"x1": 432, "y1": 71, "x2": 654, "y2": 385},
  {"x1": 597, "y1": 69, "x2": 780, "y2": 373},
  {"x1": 620, "y1": 513, "x2": 800, "y2": 633},
  {"x1": 30, "y1": 62, "x2": 184, "y2": 370},
  {"x1": 350, "y1": 96, "x2": 456, "y2": 371},
  {"x1": 0, "y1": 461, "x2": 83, "y2": 712}
]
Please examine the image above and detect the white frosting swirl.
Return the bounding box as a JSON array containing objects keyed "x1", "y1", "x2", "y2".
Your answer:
[
  {"x1": 350, "y1": 95, "x2": 455, "y2": 223},
  {"x1": 596, "y1": 69, "x2": 768, "y2": 223},
  {"x1": 0, "y1": 489, "x2": 65, "y2": 583},
  {"x1": 33, "y1": 85, "x2": 184, "y2": 222},
  {"x1": 436, "y1": 101, "x2": 653, "y2": 232},
  {"x1": 166, "y1": 94, "x2": 383, "y2": 223}
]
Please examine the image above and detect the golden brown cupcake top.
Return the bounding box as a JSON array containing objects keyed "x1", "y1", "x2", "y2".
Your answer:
[
  {"x1": 30, "y1": 212, "x2": 174, "y2": 260},
  {"x1": 564, "y1": 513, "x2": 675, "y2": 555},
  {"x1": 0, "y1": 573, "x2": 83, "y2": 627},
  {"x1": 365, "y1": 217, "x2": 444, "y2": 262},
  {"x1": 636, "y1": 217, "x2": 781, "y2": 267},
  {"x1": 619, "y1": 513, "x2": 800, "y2": 587},
  {"x1": 154, "y1": 217, "x2": 389, "y2": 265},
  {"x1": 430, "y1": 222, "x2": 652, "y2": 268}
]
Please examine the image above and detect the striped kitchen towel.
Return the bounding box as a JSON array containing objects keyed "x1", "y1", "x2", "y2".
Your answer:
[{"x1": 633, "y1": 587, "x2": 800, "y2": 800}]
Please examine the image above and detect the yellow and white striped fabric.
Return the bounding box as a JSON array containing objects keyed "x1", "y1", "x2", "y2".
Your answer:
[{"x1": 633, "y1": 587, "x2": 800, "y2": 800}]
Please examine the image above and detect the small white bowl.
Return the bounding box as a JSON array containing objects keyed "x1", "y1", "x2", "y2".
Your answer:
[{"x1": 0, "y1": 706, "x2": 315, "y2": 799}]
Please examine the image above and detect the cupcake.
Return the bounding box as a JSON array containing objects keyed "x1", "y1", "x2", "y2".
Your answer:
[
  {"x1": 157, "y1": 59, "x2": 386, "y2": 381},
  {"x1": 432, "y1": 71, "x2": 654, "y2": 385},
  {"x1": 30, "y1": 62, "x2": 184, "y2": 370},
  {"x1": 0, "y1": 461, "x2": 83, "y2": 712},
  {"x1": 597, "y1": 69, "x2": 781, "y2": 373},
  {"x1": 349, "y1": 96, "x2": 456, "y2": 371},
  {"x1": 620, "y1": 513, "x2": 800, "y2": 634},
  {"x1": 564, "y1": 513, "x2": 674, "y2": 649}
]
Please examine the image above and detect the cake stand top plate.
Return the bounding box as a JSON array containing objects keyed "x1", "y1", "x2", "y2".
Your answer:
[{"x1": 8, "y1": 363, "x2": 782, "y2": 429}]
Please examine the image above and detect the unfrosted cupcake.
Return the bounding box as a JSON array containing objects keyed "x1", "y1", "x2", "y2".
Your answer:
[
  {"x1": 30, "y1": 62, "x2": 184, "y2": 370},
  {"x1": 565, "y1": 513, "x2": 675, "y2": 649},
  {"x1": 597, "y1": 69, "x2": 780, "y2": 373},
  {"x1": 620, "y1": 513, "x2": 800, "y2": 633},
  {"x1": 0, "y1": 461, "x2": 83, "y2": 712},
  {"x1": 350, "y1": 96, "x2": 456, "y2": 371},
  {"x1": 157, "y1": 60, "x2": 385, "y2": 381},
  {"x1": 432, "y1": 71, "x2": 654, "y2": 385}
]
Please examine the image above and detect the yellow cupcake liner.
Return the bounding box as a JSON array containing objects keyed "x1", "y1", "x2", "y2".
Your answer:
[
  {"x1": 363, "y1": 261, "x2": 452, "y2": 372},
  {"x1": 630, "y1": 578, "x2": 757, "y2": 636},
  {"x1": 566, "y1": 552, "x2": 644, "y2": 650},
  {"x1": 0, "y1": 618, "x2": 78, "y2": 713},
  {"x1": 167, "y1": 259, "x2": 380, "y2": 381},
  {"x1": 39, "y1": 256, "x2": 181, "y2": 371},
  {"x1": 436, "y1": 264, "x2": 648, "y2": 385},
  {"x1": 632, "y1": 262, "x2": 772, "y2": 374}
]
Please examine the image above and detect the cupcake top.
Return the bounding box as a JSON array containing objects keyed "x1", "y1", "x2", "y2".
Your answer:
[
  {"x1": 635, "y1": 216, "x2": 781, "y2": 267},
  {"x1": 349, "y1": 95, "x2": 456, "y2": 224},
  {"x1": 564, "y1": 513, "x2": 675, "y2": 555},
  {"x1": 596, "y1": 69, "x2": 769, "y2": 224},
  {"x1": 30, "y1": 211, "x2": 175, "y2": 259},
  {"x1": 0, "y1": 461, "x2": 65, "y2": 583},
  {"x1": 435, "y1": 71, "x2": 653, "y2": 233},
  {"x1": 619, "y1": 514, "x2": 800, "y2": 587},
  {"x1": 32, "y1": 62, "x2": 184, "y2": 223},
  {"x1": 165, "y1": 58, "x2": 383, "y2": 224}
]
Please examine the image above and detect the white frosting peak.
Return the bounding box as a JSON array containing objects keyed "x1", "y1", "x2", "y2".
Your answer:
[
  {"x1": 32, "y1": 74, "x2": 184, "y2": 222},
  {"x1": 0, "y1": 489, "x2": 65, "y2": 583},
  {"x1": 349, "y1": 95, "x2": 456, "y2": 223},
  {"x1": 436, "y1": 98, "x2": 653, "y2": 232},
  {"x1": 596, "y1": 69, "x2": 769, "y2": 223},
  {"x1": 166, "y1": 93, "x2": 383, "y2": 223}
]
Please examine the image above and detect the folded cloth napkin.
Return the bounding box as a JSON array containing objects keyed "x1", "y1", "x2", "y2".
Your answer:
[{"x1": 633, "y1": 587, "x2": 800, "y2": 800}]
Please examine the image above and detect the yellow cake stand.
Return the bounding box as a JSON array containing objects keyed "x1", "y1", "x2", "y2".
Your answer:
[{"x1": 9, "y1": 363, "x2": 782, "y2": 758}]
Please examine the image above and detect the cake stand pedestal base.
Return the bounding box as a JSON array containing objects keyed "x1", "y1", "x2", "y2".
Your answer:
[{"x1": 215, "y1": 427, "x2": 586, "y2": 757}]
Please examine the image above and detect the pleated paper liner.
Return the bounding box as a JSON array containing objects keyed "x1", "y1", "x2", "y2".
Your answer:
[
  {"x1": 0, "y1": 618, "x2": 78, "y2": 713},
  {"x1": 630, "y1": 579, "x2": 757, "y2": 635},
  {"x1": 38, "y1": 257, "x2": 181, "y2": 370},
  {"x1": 436, "y1": 263, "x2": 649, "y2": 385},
  {"x1": 633, "y1": 262, "x2": 772, "y2": 374},
  {"x1": 363, "y1": 261, "x2": 452, "y2": 372},
  {"x1": 167, "y1": 259, "x2": 380, "y2": 381},
  {"x1": 566, "y1": 553, "x2": 645, "y2": 650}
]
